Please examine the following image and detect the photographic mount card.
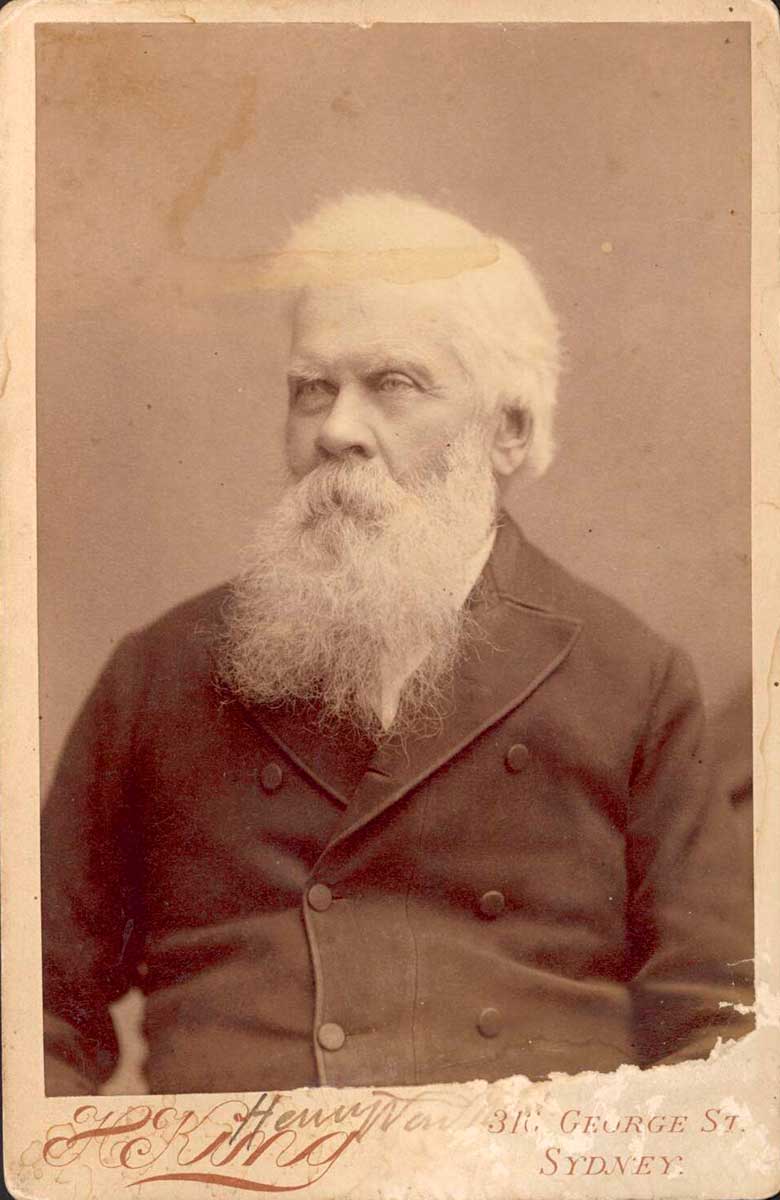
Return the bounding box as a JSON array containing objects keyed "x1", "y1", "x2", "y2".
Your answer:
[{"x1": 1, "y1": 2, "x2": 779, "y2": 1198}]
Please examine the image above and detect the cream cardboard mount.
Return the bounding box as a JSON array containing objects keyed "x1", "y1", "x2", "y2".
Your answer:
[
  {"x1": 7, "y1": 1031, "x2": 780, "y2": 1200},
  {"x1": 1, "y1": 0, "x2": 779, "y2": 1197}
]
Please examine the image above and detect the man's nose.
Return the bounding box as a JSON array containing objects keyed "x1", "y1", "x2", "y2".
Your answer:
[{"x1": 315, "y1": 387, "x2": 377, "y2": 459}]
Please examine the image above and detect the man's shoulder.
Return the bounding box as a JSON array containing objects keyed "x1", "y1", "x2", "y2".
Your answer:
[
  {"x1": 137, "y1": 583, "x2": 232, "y2": 644},
  {"x1": 500, "y1": 527, "x2": 703, "y2": 727},
  {"x1": 499, "y1": 519, "x2": 683, "y2": 676},
  {"x1": 113, "y1": 583, "x2": 233, "y2": 687}
]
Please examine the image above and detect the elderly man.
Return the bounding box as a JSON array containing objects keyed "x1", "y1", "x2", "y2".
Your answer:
[{"x1": 42, "y1": 193, "x2": 753, "y2": 1096}]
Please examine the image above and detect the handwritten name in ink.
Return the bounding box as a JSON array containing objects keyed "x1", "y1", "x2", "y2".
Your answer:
[{"x1": 42, "y1": 1088, "x2": 491, "y2": 1193}]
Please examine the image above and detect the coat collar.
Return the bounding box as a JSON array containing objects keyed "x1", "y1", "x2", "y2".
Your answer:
[{"x1": 240, "y1": 515, "x2": 583, "y2": 839}]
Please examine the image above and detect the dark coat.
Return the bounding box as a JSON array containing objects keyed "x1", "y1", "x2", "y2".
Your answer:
[{"x1": 41, "y1": 516, "x2": 753, "y2": 1095}]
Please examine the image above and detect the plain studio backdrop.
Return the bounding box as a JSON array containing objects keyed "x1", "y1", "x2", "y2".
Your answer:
[{"x1": 36, "y1": 21, "x2": 751, "y2": 793}]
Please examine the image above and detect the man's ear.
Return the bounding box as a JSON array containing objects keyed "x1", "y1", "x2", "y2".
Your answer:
[{"x1": 490, "y1": 402, "x2": 533, "y2": 477}]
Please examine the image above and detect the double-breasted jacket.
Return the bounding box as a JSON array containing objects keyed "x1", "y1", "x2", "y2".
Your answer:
[{"x1": 41, "y1": 517, "x2": 753, "y2": 1095}]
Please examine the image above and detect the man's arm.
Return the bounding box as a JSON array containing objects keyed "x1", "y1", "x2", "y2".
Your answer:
[
  {"x1": 626, "y1": 645, "x2": 754, "y2": 1067},
  {"x1": 41, "y1": 633, "x2": 145, "y2": 1095}
]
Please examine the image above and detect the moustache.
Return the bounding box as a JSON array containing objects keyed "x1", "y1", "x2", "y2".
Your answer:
[{"x1": 294, "y1": 458, "x2": 406, "y2": 523}]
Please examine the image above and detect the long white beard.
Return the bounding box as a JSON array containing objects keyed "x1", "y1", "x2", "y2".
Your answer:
[{"x1": 219, "y1": 423, "x2": 498, "y2": 739}]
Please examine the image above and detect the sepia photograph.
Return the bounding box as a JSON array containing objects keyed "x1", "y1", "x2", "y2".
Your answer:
[
  {"x1": 35, "y1": 17, "x2": 755, "y2": 1098},
  {"x1": 2, "y1": 3, "x2": 778, "y2": 1198}
]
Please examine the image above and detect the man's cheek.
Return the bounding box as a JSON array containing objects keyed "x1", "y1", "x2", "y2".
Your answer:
[{"x1": 285, "y1": 426, "x2": 319, "y2": 480}]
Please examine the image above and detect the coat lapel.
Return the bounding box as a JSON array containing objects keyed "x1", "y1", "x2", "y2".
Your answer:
[
  {"x1": 323, "y1": 519, "x2": 583, "y2": 849},
  {"x1": 241, "y1": 517, "x2": 583, "y2": 836},
  {"x1": 241, "y1": 698, "x2": 374, "y2": 807}
]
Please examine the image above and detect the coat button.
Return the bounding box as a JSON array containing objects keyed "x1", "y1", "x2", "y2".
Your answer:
[
  {"x1": 505, "y1": 743, "x2": 530, "y2": 773},
  {"x1": 317, "y1": 1022, "x2": 346, "y2": 1051},
  {"x1": 261, "y1": 762, "x2": 283, "y2": 792},
  {"x1": 307, "y1": 883, "x2": 333, "y2": 912},
  {"x1": 479, "y1": 890, "x2": 506, "y2": 918},
  {"x1": 477, "y1": 1007, "x2": 502, "y2": 1038}
]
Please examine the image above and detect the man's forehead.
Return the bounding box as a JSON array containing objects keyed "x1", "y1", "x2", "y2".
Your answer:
[{"x1": 289, "y1": 281, "x2": 466, "y2": 367}]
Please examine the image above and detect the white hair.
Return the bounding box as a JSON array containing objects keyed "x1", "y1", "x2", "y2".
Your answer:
[
  {"x1": 281, "y1": 192, "x2": 561, "y2": 477},
  {"x1": 220, "y1": 420, "x2": 497, "y2": 740}
]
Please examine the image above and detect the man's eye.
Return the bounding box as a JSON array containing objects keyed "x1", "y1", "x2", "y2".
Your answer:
[
  {"x1": 298, "y1": 379, "x2": 330, "y2": 397},
  {"x1": 376, "y1": 373, "x2": 416, "y2": 394},
  {"x1": 293, "y1": 379, "x2": 333, "y2": 410}
]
